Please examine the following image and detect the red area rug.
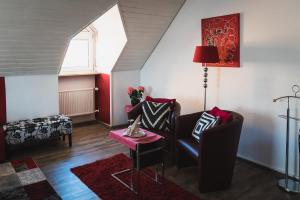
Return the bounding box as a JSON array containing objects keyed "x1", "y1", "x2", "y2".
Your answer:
[{"x1": 71, "y1": 153, "x2": 201, "y2": 200}]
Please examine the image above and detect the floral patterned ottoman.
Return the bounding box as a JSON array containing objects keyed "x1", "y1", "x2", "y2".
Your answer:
[{"x1": 3, "y1": 115, "x2": 72, "y2": 148}]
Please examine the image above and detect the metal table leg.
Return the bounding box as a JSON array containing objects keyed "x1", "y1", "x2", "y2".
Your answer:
[
  {"x1": 111, "y1": 140, "x2": 165, "y2": 194},
  {"x1": 111, "y1": 149, "x2": 138, "y2": 194}
]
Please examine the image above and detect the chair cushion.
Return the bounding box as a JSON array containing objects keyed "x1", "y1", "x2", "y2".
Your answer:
[
  {"x1": 191, "y1": 112, "x2": 219, "y2": 143},
  {"x1": 141, "y1": 101, "x2": 171, "y2": 132},
  {"x1": 177, "y1": 138, "x2": 199, "y2": 159},
  {"x1": 209, "y1": 106, "x2": 232, "y2": 124}
]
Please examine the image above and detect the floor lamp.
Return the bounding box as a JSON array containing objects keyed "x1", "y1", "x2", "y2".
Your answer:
[{"x1": 193, "y1": 46, "x2": 220, "y2": 110}]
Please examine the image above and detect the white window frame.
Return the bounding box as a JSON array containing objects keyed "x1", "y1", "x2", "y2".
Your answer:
[{"x1": 60, "y1": 26, "x2": 97, "y2": 75}]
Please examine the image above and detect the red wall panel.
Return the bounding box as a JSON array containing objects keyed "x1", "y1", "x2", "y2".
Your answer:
[
  {"x1": 0, "y1": 77, "x2": 6, "y2": 123},
  {"x1": 0, "y1": 77, "x2": 6, "y2": 162},
  {"x1": 95, "y1": 74, "x2": 110, "y2": 125}
]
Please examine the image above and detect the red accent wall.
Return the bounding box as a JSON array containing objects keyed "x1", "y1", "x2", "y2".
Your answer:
[
  {"x1": 95, "y1": 74, "x2": 110, "y2": 125},
  {"x1": 0, "y1": 77, "x2": 6, "y2": 162}
]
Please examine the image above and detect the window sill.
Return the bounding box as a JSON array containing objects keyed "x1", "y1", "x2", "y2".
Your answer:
[{"x1": 59, "y1": 71, "x2": 101, "y2": 77}]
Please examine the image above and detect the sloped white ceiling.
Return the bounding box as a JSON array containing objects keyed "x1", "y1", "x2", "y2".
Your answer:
[
  {"x1": 0, "y1": 0, "x2": 185, "y2": 75},
  {"x1": 113, "y1": 0, "x2": 185, "y2": 71},
  {"x1": 0, "y1": 0, "x2": 117, "y2": 76}
]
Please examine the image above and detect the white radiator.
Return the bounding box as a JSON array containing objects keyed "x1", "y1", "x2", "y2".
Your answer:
[{"x1": 59, "y1": 88, "x2": 97, "y2": 117}]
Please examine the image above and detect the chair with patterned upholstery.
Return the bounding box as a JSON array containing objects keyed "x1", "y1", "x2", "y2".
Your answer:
[{"x1": 127, "y1": 98, "x2": 180, "y2": 164}]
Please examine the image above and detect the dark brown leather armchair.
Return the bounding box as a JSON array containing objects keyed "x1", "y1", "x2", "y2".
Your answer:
[
  {"x1": 127, "y1": 101, "x2": 181, "y2": 163},
  {"x1": 175, "y1": 111, "x2": 244, "y2": 193}
]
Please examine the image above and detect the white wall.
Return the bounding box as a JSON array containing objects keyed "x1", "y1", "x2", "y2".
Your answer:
[
  {"x1": 6, "y1": 75, "x2": 59, "y2": 122},
  {"x1": 141, "y1": 0, "x2": 300, "y2": 177},
  {"x1": 111, "y1": 70, "x2": 140, "y2": 126},
  {"x1": 93, "y1": 4, "x2": 127, "y2": 74}
]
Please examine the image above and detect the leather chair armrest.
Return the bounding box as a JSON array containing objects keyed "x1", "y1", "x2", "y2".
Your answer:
[
  {"x1": 175, "y1": 112, "x2": 203, "y2": 140},
  {"x1": 199, "y1": 123, "x2": 234, "y2": 154},
  {"x1": 198, "y1": 119, "x2": 243, "y2": 187},
  {"x1": 199, "y1": 115, "x2": 243, "y2": 150},
  {"x1": 127, "y1": 102, "x2": 143, "y2": 120}
]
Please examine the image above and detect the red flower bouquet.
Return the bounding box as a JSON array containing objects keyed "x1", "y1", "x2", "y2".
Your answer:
[{"x1": 127, "y1": 86, "x2": 144, "y2": 106}]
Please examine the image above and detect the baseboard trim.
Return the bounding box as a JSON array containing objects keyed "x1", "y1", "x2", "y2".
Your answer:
[
  {"x1": 96, "y1": 121, "x2": 128, "y2": 130},
  {"x1": 73, "y1": 120, "x2": 99, "y2": 128},
  {"x1": 110, "y1": 124, "x2": 128, "y2": 130},
  {"x1": 237, "y1": 154, "x2": 299, "y2": 179},
  {"x1": 97, "y1": 121, "x2": 111, "y2": 129},
  {"x1": 72, "y1": 120, "x2": 127, "y2": 130}
]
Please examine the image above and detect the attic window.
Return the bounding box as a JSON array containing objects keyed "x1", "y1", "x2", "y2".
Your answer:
[{"x1": 60, "y1": 26, "x2": 97, "y2": 74}]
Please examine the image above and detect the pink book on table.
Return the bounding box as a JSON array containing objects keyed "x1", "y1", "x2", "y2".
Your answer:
[{"x1": 109, "y1": 128, "x2": 162, "y2": 151}]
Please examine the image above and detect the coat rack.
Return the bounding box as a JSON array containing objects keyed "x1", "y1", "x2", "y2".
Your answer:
[{"x1": 273, "y1": 84, "x2": 300, "y2": 193}]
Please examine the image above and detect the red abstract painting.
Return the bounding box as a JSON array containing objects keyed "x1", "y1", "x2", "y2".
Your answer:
[{"x1": 202, "y1": 13, "x2": 240, "y2": 67}]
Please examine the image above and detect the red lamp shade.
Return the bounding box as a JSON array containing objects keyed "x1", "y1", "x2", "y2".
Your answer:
[{"x1": 193, "y1": 46, "x2": 219, "y2": 63}]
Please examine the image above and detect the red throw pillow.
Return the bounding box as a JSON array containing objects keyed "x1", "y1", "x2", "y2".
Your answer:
[
  {"x1": 145, "y1": 96, "x2": 176, "y2": 110},
  {"x1": 209, "y1": 107, "x2": 232, "y2": 124}
]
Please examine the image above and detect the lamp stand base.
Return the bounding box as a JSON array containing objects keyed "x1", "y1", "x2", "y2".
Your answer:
[{"x1": 278, "y1": 179, "x2": 300, "y2": 193}]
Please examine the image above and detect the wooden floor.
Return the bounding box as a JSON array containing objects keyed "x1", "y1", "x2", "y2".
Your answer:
[{"x1": 10, "y1": 123, "x2": 300, "y2": 200}]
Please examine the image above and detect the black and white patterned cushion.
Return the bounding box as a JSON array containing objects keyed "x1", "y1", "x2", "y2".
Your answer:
[
  {"x1": 4, "y1": 115, "x2": 72, "y2": 146},
  {"x1": 191, "y1": 112, "x2": 219, "y2": 143},
  {"x1": 141, "y1": 101, "x2": 171, "y2": 132}
]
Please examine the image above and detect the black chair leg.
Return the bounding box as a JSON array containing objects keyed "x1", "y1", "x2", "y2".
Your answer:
[{"x1": 68, "y1": 134, "x2": 72, "y2": 147}]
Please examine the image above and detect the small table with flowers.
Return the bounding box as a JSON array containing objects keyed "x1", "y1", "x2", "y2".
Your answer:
[{"x1": 109, "y1": 128, "x2": 165, "y2": 194}]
